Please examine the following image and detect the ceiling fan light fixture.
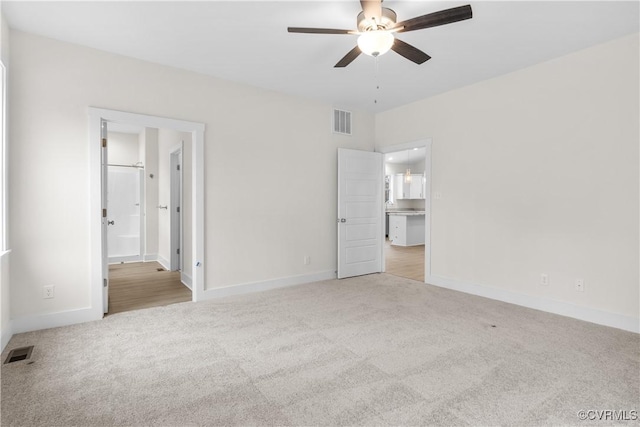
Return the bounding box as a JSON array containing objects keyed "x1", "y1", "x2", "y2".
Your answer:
[{"x1": 357, "y1": 30, "x2": 394, "y2": 57}]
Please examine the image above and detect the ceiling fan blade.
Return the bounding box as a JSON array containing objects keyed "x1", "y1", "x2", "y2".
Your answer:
[
  {"x1": 334, "y1": 46, "x2": 362, "y2": 68},
  {"x1": 391, "y1": 38, "x2": 431, "y2": 64},
  {"x1": 360, "y1": 0, "x2": 382, "y2": 22},
  {"x1": 395, "y1": 4, "x2": 472, "y2": 33},
  {"x1": 288, "y1": 27, "x2": 353, "y2": 35}
]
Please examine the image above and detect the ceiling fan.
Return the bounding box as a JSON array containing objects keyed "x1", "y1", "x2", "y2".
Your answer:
[{"x1": 287, "y1": 0, "x2": 472, "y2": 68}]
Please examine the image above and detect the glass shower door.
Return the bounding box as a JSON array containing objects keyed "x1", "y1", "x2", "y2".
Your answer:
[{"x1": 107, "y1": 166, "x2": 142, "y2": 263}]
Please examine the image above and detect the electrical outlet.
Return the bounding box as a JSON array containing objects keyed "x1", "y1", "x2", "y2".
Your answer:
[
  {"x1": 575, "y1": 279, "x2": 585, "y2": 292},
  {"x1": 303, "y1": 255, "x2": 311, "y2": 265},
  {"x1": 43, "y1": 285, "x2": 55, "y2": 299},
  {"x1": 434, "y1": 191, "x2": 442, "y2": 200},
  {"x1": 540, "y1": 273, "x2": 549, "y2": 286}
]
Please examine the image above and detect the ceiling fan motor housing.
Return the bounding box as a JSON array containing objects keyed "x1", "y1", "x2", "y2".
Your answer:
[{"x1": 357, "y1": 8, "x2": 397, "y2": 31}]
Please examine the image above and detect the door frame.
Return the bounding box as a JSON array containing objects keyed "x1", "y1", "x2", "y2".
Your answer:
[
  {"x1": 377, "y1": 138, "x2": 432, "y2": 280},
  {"x1": 89, "y1": 108, "x2": 205, "y2": 317},
  {"x1": 138, "y1": 167, "x2": 145, "y2": 264},
  {"x1": 169, "y1": 145, "x2": 183, "y2": 271}
]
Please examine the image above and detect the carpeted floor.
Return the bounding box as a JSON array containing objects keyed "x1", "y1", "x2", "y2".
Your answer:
[{"x1": 1, "y1": 273, "x2": 638, "y2": 426}]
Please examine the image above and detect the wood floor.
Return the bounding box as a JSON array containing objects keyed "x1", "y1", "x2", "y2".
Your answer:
[
  {"x1": 385, "y1": 239, "x2": 425, "y2": 282},
  {"x1": 108, "y1": 262, "x2": 192, "y2": 315}
]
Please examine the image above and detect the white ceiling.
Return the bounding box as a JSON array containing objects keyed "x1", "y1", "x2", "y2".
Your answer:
[{"x1": 4, "y1": 1, "x2": 639, "y2": 113}]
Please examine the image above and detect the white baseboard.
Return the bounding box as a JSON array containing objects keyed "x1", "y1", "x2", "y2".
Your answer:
[
  {"x1": 6, "y1": 271, "x2": 334, "y2": 336},
  {"x1": 199, "y1": 270, "x2": 336, "y2": 301},
  {"x1": 143, "y1": 253, "x2": 158, "y2": 262},
  {"x1": 426, "y1": 275, "x2": 639, "y2": 334},
  {"x1": 181, "y1": 272, "x2": 192, "y2": 290},
  {"x1": 1, "y1": 321, "x2": 13, "y2": 352},
  {"x1": 11, "y1": 307, "x2": 102, "y2": 335},
  {"x1": 108, "y1": 255, "x2": 142, "y2": 264},
  {"x1": 156, "y1": 255, "x2": 170, "y2": 270}
]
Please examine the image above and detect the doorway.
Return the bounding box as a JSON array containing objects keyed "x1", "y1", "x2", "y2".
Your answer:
[
  {"x1": 378, "y1": 140, "x2": 432, "y2": 282},
  {"x1": 104, "y1": 125, "x2": 192, "y2": 314},
  {"x1": 89, "y1": 108, "x2": 205, "y2": 318}
]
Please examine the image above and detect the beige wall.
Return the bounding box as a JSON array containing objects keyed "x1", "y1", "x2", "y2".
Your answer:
[
  {"x1": 142, "y1": 128, "x2": 159, "y2": 260},
  {"x1": 376, "y1": 34, "x2": 639, "y2": 320},
  {"x1": 8, "y1": 31, "x2": 375, "y2": 318},
  {"x1": 0, "y1": 10, "x2": 10, "y2": 346}
]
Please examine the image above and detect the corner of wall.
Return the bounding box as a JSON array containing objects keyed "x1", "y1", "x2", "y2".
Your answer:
[{"x1": 1, "y1": 319, "x2": 12, "y2": 351}]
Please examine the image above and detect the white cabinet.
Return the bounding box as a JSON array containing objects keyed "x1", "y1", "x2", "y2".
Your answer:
[
  {"x1": 409, "y1": 174, "x2": 425, "y2": 199},
  {"x1": 388, "y1": 214, "x2": 425, "y2": 246},
  {"x1": 394, "y1": 173, "x2": 425, "y2": 200},
  {"x1": 388, "y1": 214, "x2": 406, "y2": 246}
]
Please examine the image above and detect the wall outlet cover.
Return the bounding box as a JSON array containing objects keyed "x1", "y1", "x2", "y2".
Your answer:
[
  {"x1": 43, "y1": 285, "x2": 55, "y2": 299},
  {"x1": 540, "y1": 274, "x2": 549, "y2": 286}
]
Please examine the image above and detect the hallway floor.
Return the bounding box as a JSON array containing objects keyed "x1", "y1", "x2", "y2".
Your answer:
[
  {"x1": 108, "y1": 261, "x2": 192, "y2": 315},
  {"x1": 384, "y1": 239, "x2": 425, "y2": 282}
]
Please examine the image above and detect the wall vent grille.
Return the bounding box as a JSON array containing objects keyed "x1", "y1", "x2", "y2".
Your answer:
[{"x1": 333, "y1": 109, "x2": 352, "y2": 135}]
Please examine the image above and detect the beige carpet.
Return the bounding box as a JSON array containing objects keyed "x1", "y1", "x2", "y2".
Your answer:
[{"x1": 1, "y1": 274, "x2": 638, "y2": 426}]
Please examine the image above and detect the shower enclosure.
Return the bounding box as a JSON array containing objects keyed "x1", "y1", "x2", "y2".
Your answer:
[{"x1": 107, "y1": 166, "x2": 144, "y2": 263}]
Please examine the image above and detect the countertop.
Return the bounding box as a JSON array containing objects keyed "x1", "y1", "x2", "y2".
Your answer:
[{"x1": 386, "y1": 210, "x2": 425, "y2": 216}]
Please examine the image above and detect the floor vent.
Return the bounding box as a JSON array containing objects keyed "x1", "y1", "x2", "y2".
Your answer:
[
  {"x1": 333, "y1": 109, "x2": 352, "y2": 135},
  {"x1": 4, "y1": 346, "x2": 34, "y2": 364}
]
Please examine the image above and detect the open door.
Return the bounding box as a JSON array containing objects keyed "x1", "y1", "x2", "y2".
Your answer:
[
  {"x1": 101, "y1": 120, "x2": 109, "y2": 313},
  {"x1": 170, "y1": 146, "x2": 183, "y2": 271},
  {"x1": 337, "y1": 148, "x2": 383, "y2": 279}
]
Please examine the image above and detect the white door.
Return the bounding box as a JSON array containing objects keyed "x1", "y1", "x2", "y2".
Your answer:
[
  {"x1": 337, "y1": 148, "x2": 383, "y2": 279},
  {"x1": 100, "y1": 120, "x2": 109, "y2": 313},
  {"x1": 170, "y1": 148, "x2": 182, "y2": 271}
]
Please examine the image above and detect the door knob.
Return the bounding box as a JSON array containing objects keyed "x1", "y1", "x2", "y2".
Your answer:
[
  {"x1": 107, "y1": 220, "x2": 115, "y2": 225},
  {"x1": 338, "y1": 218, "x2": 347, "y2": 223}
]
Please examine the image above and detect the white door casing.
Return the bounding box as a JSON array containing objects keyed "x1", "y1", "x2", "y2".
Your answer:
[
  {"x1": 100, "y1": 120, "x2": 109, "y2": 313},
  {"x1": 337, "y1": 148, "x2": 383, "y2": 279},
  {"x1": 89, "y1": 107, "x2": 205, "y2": 317},
  {"x1": 378, "y1": 139, "x2": 432, "y2": 280}
]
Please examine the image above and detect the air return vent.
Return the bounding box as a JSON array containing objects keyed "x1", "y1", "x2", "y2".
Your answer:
[
  {"x1": 4, "y1": 346, "x2": 34, "y2": 364},
  {"x1": 333, "y1": 109, "x2": 352, "y2": 135}
]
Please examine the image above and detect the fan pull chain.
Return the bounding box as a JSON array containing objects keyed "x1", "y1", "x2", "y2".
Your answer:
[{"x1": 374, "y1": 56, "x2": 380, "y2": 105}]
